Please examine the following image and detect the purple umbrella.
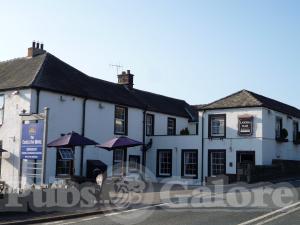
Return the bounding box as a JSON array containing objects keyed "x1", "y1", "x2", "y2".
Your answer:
[
  {"x1": 47, "y1": 131, "x2": 98, "y2": 147},
  {"x1": 96, "y1": 136, "x2": 143, "y2": 151}
]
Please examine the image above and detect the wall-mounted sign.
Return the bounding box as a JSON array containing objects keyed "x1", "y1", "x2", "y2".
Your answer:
[
  {"x1": 21, "y1": 122, "x2": 44, "y2": 160},
  {"x1": 238, "y1": 116, "x2": 253, "y2": 136}
]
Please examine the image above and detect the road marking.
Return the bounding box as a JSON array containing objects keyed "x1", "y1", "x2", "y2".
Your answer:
[
  {"x1": 80, "y1": 216, "x2": 100, "y2": 221},
  {"x1": 237, "y1": 201, "x2": 300, "y2": 225},
  {"x1": 59, "y1": 222, "x2": 77, "y2": 225},
  {"x1": 255, "y1": 206, "x2": 300, "y2": 225},
  {"x1": 42, "y1": 221, "x2": 63, "y2": 225}
]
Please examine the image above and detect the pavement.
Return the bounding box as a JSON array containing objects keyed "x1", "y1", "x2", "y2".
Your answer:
[{"x1": 1, "y1": 179, "x2": 300, "y2": 225}]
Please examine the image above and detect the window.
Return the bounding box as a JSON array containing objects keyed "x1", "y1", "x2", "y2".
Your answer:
[
  {"x1": 209, "y1": 114, "x2": 226, "y2": 138},
  {"x1": 275, "y1": 117, "x2": 283, "y2": 139},
  {"x1": 167, "y1": 118, "x2": 176, "y2": 135},
  {"x1": 114, "y1": 106, "x2": 128, "y2": 135},
  {"x1": 0, "y1": 95, "x2": 4, "y2": 125},
  {"x1": 293, "y1": 121, "x2": 299, "y2": 141},
  {"x1": 128, "y1": 155, "x2": 140, "y2": 172},
  {"x1": 181, "y1": 150, "x2": 198, "y2": 179},
  {"x1": 56, "y1": 148, "x2": 74, "y2": 176},
  {"x1": 208, "y1": 150, "x2": 226, "y2": 176},
  {"x1": 146, "y1": 114, "x2": 154, "y2": 136},
  {"x1": 113, "y1": 149, "x2": 125, "y2": 176},
  {"x1": 157, "y1": 150, "x2": 172, "y2": 177}
]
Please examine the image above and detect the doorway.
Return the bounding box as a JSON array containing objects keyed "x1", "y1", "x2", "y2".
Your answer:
[{"x1": 236, "y1": 151, "x2": 255, "y2": 182}]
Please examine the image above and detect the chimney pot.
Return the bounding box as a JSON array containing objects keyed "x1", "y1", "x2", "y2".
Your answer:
[
  {"x1": 36, "y1": 42, "x2": 40, "y2": 49},
  {"x1": 127, "y1": 70, "x2": 131, "y2": 74},
  {"x1": 117, "y1": 69, "x2": 134, "y2": 90},
  {"x1": 32, "y1": 41, "x2": 36, "y2": 48},
  {"x1": 41, "y1": 43, "x2": 44, "y2": 50},
  {"x1": 27, "y1": 41, "x2": 46, "y2": 57}
]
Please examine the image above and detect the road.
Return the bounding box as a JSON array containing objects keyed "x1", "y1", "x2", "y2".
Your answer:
[{"x1": 35, "y1": 180, "x2": 300, "y2": 225}]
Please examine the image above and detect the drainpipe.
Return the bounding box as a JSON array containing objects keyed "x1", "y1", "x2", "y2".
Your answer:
[
  {"x1": 80, "y1": 99, "x2": 87, "y2": 176},
  {"x1": 142, "y1": 110, "x2": 146, "y2": 172},
  {"x1": 33, "y1": 89, "x2": 40, "y2": 184},
  {"x1": 201, "y1": 110, "x2": 205, "y2": 185}
]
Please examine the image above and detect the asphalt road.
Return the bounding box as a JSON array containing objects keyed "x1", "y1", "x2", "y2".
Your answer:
[{"x1": 36, "y1": 180, "x2": 300, "y2": 225}]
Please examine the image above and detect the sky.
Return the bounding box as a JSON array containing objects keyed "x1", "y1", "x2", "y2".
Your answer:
[{"x1": 0, "y1": 0, "x2": 300, "y2": 107}]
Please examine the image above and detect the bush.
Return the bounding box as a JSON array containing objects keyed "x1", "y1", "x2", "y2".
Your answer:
[{"x1": 180, "y1": 128, "x2": 190, "y2": 135}]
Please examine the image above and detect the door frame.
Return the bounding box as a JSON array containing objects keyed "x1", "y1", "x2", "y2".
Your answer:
[
  {"x1": 208, "y1": 149, "x2": 226, "y2": 177},
  {"x1": 236, "y1": 151, "x2": 255, "y2": 174}
]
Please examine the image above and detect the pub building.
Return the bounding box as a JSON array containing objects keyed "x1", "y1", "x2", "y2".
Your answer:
[{"x1": 0, "y1": 42, "x2": 300, "y2": 191}]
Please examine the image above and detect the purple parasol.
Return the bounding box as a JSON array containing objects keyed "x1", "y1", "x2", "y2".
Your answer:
[
  {"x1": 96, "y1": 136, "x2": 143, "y2": 151},
  {"x1": 47, "y1": 131, "x2": 98, "y2": 147}
]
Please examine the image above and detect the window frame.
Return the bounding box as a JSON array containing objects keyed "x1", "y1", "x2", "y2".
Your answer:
[
  {"x1": 275, "y1": 117, "x2": 283, "y2": 139},
  {"x1": 56, "y1": 148, "x2": 74, "y2": 177},
  {"x1": 167, "y1": 117, "x2": 176, "y2": 136},
  {"x1": 156, "y1": 149, "x2": 172, "y2": 177},
  {"x1": 0, "y1": 94, "x2": 4, "y2": 126},
  {"x1": 208, "y1": 114, "x2": 226, "y2": 138},
  {"x1": 128, "y1": 155, "x2": 141, "y2": 173},
  {"x1": 114, "y1": 105, "x2": 128, "y2": 135},
  {"x1": 208, "y1": 149, "x2": 226, "y2": 177},
  {"x1": 113, "y1": 149, "x2": 126, "y2": 176},
  {"x1": 146, "y1": 113, "x2": 155, "y2": 136},
  {"x1": 181, "y1": 149, "x2": 198, "y2": 179},
  {"x1": 293, "y1": 121, "x2": 299, "y2": 142},
  {"x1": 0, "y1": 140, "x2": 2, "y2": 178}
]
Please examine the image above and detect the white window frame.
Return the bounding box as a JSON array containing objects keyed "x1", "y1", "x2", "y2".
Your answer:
[
  {"x1": 210, "y1": 116, "x2": 225, "y2": 137},
  {"x1": 182, "y1": 150, "x2": 197, "y2": 178},
  {"x1": 157, "y1": 150, "x2": 172, "y2": 177},
  {"x1": 167, "y1": 118, "x2": 176, "y2": 135},
  {"x1": 113, "y1": 149, "x2": 125, "y2": 176},
  {"x1": 115, "y1": 106, "x2": 127, "y2": 135},
  {"x1": 146, "y1": 114, "x2": 154, "y2": 136}
]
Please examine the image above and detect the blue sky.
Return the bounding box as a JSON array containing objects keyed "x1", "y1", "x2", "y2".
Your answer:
[{"x1": 0, "y1": 0, "x2": 300, "y2": 106}]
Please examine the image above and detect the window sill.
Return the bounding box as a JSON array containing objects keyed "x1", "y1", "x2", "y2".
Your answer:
[
  {"x1": 209, "y1": 136, "x2": 226, "y2": 140},
  {"x1": 276, "y1": 137, "x2": 288, "y2": 143},
  {"x1": 181, "y1": 176, "x2": 198, "y2": 179}
]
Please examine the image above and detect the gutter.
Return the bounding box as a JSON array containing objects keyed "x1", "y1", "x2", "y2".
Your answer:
[{"x1": 201, "y1": 110, "x2": 205, "y2": 185}]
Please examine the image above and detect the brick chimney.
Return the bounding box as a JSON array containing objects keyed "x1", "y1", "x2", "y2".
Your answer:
[
  {"x1": 27, "y1": 41, "x2": 46, "y2": 57},
  {"x1": 118, "y1": 70, "x2": 134, "y2": 90}
]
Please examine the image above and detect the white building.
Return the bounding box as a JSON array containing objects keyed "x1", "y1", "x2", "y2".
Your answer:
[
  {"x1": 0, "y1": 43, "x2": 300, "y2": 190},
  {"x1": 197, "y1": 90, "x2": 300, "y2": 183},
  {"x1": 0, "y1": 43, "x2": 200, "y2": 190}
]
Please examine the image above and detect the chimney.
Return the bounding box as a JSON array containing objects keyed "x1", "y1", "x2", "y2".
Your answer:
[
  {"x1": 117, "y1": 70, "x2": 134, "y2": 90},
  {"x1": 27, "y1": 41, "x2": 46, "y2": 57}
]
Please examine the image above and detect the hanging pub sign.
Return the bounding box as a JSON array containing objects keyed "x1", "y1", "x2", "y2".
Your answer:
[
  {"x1": 238, "y1": 116, "x2": 253, "y2": 136},
  {"x1": 21, "y1": 122, "x2": 44, "y2": 160}
]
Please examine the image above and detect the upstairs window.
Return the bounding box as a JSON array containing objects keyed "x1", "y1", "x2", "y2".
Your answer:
[
  {"x1": 146, "y1": 114, "x2": 154, "y2": 136},
  {"x1": 114, "y1": 106, "x2": 128, "y2": 135},
  {"x1": 0, "y1": 95, "x2": 4, "y2": 125},
  {"x1": 167, "y1": 118, "x2": 176, "y2": 135},
  {"x1": 293, "y1": 121, "x2": 299, "y2": 142},
  {"x1": 209, "y1": 114, "x2": 226, "y2": 138},
  {"x1": 275, "y1": 117, "x2": 283, "y2": 139}
]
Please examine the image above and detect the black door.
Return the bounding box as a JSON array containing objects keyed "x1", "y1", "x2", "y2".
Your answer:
[{"x1": 236, "y1": 151, "x2": 255, "y2": 182}]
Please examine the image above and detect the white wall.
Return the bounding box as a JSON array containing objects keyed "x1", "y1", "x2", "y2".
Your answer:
[
  {"x1": 262, "y1": 108, "x2": 300, "y2": 164},
  {"x1": 201, "y1": 107, "x2": 263, "y2": 178},
  {"x1": 0, "y1": 89, "x2": 33, "y2": 190}
]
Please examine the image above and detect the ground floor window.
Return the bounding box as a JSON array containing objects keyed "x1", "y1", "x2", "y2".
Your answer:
[
  {"x1": 181, "y1": 150, "x2": 198, "y2": 178},
  {"x1": 113, "y1": 149, "x2": 126, "y2": 176},
  {"x1": 157, "y1": 149, "x2": 172, "y2": 177},
  {"x1": 128, "y1": 155, "x2": 141, "y2": 172},
  {"x1": 208, "y1": 150, "x2": 226, "y2": 176},
  {"x1": 0, "y1": 140, "x2": 2, "y2": 178},
  {"x1": 56, "y1": 148, "x2": 74, "y2": 176}
]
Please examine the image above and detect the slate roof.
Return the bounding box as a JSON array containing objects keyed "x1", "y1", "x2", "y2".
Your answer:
[
  {"x1": 201, "y1": 89, "x2": 300, "y2": 118},
  {"x1": 0, "y1": 52, "x2": 197, "y2": 120}
]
